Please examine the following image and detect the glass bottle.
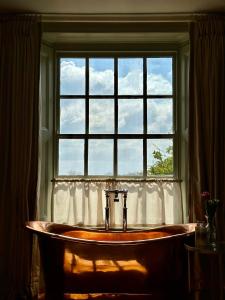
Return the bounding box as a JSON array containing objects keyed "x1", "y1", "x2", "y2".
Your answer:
[
  {"x1": 195, "y1": 221, "x2": 207, "y2": 247},
  {"x1": 206, "y1": 216, "x2": 216, "y2": 247}
]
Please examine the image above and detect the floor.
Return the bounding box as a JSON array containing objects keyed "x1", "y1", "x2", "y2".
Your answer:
[{"x1": 39, "y1": 293, "x2": 176, "y2": 300}]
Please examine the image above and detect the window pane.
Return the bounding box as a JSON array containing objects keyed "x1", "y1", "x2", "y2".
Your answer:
[
  {"x1": 118, "y1": 139, "x2": 143, "y2": 176},
  {"x1": 147, "y1": 139, "x2": 173, "y2": 176},
  {"x1": 118, "y1": 58, "x2": 143, "y2": 95},
  {"x1": 118, "y1": 99, "x2": 143, "y2": 134},
  {"x1": 147, "y1": 57, "x2": 172, "y2": 95},
  {"x1": 147, "y1": 99, "x2": 173, "y2": 134},
  {"x1": 89, "y1": 58, "x2": 114, "y2": 95},
  {"x1": 89, "y1": 99, "x2": 114, "y2": 133},
  {"x1": 60, "y1": 99, "x2": 85, "y2": 134},
  {"x1": 60, "y1": 58, "x2": 85, "y2": 95},
  {"x1": 58, "y1": 139, "x2": 84, "y2": 175},
  {"x1": 88, "y1": 140, "x2": 113, "y2": 175}
]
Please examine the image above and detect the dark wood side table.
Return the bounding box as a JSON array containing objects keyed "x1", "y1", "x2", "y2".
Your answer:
[{"x1": 184, "y1": 242, "x2": 225, "y2": 300}]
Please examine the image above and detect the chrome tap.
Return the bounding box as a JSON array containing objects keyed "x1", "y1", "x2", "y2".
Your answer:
[
  {"x1": 123, "y1": 191, "x2": 127, "y2": 231},
  {"x1": 104, "y1": 189, "x2": 128, "y2": 231},
  {"x1": 105, "y1": 191, "x2": 110, "y2": 231}
]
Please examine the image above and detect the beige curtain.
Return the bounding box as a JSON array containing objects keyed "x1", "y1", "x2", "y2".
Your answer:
[
  {"x1": 53, "y1": 181, "x2": 183, "y2": 227},
  {"x1": 189, "y1": 15, "x2": 225, "y2": 240},
  {"x1": 0, "y1": 15, "x2": 41, "y2": 300}
]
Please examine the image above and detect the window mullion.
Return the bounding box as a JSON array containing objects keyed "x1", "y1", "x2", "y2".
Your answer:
[
  {"x1": 84, "y1": 58, "x2": 89, "y2": 176},
  {"x1": 173, "y1": 54, "x2": 177, "y2": 178},
  {"x1": 143, "y1": 57, "x2": 147, "y2": 178},
  {"x1": 114, "y1": 58, "x2": 118, "y2": 177},
  {"x1": 56, "y1": 57, "x2": 60, "y2": 177}
]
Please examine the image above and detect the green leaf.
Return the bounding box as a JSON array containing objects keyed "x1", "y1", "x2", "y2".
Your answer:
[{"x1": 148, "y1": 146, "x2": 173, "y2": 175}]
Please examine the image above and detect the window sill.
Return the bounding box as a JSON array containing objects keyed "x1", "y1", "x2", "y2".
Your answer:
[{"x1": 52, "y1": 177, "x2": 181, "y2": 183}]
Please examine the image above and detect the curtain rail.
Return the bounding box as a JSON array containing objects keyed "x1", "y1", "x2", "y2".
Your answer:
[
  {"x1": 41, "y1": 13, "x2": 208, "y2": 23},
  {"x1": 52, "y1": 178, "x2": 181, "y2": 183}
]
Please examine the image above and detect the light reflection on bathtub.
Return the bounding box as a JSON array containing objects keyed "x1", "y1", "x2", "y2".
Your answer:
[
  {"x1": 64, "y1": 251, "x2": 148, "y2": 275},
  {"x1": 64, "y1": 294, "x2": 151, "y2": 299}
]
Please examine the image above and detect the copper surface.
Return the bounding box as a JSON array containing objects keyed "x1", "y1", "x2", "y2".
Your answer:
[
  {"x1": 63, "y1": 294, "x2": 159, "y2": 299},
  {"x1": 62, "y1": 230, "x2": 171, "y2": 242},
  {"x1": 26, "y1": 221, "x2": 195, "y2": 300}
]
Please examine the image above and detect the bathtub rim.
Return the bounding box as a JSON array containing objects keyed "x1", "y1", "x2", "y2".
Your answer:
[{"x1": 26, "y1": 221, "x2": 195, "y2": 245}]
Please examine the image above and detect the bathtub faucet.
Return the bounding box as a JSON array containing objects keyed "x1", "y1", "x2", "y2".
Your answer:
[{"x1": 104, "y1": 189, "x2": 128, "y2": 231}]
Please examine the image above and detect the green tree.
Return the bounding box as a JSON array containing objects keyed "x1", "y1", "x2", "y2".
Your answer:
[{"x1": 147, "y1": 146, "x2": 173, "y2": 175}]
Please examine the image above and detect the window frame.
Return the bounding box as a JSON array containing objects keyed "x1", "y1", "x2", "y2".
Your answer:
[{"x1": 55, "y1": 50, "x2": 178, "y2": 179}]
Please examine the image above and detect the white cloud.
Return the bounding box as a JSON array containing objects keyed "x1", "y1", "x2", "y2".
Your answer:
[
  {"x1": 61, "y1": 59, "x2": 172, "y2": 96},
  {"x1": 118, "y1": 70, "x2": 143, "y2": 95},
  {"x1": 60, "y1": 99, "x2": 85, "y2": 133},
  {"x1": 58, "y1": 139, "x2": 84, "y2": 175},
  {"x1": 118, "y1": 139, "x2": 143, "y2": 175},
  {"x1": 61, "y1": 60, "x2": 85, "y2": 95},
  {"x1": 89, "y1": 99, "x2": 114, "y2": 133},
  {"x1": 118, "y1": 99, "x2": 143, "y2": 133},
  {"x1": 89, "y1": 139, "x2": 113, "y2": 175},
  {"x1": 90, "y1": 67, "x2": 114, "y2": 95},
  {"x1": 60, "y1": 60, "x2": 172, "y2": 132},
  {"x1": 148, "y1": 99, "x2": 172, "y2": 133},
  {"x1": 147, "y1": 74, "x2": 172, "y2": 95}
]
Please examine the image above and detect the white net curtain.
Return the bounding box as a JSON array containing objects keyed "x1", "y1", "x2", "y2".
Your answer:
[{"x1": 52, "y1": 180, "x2": 183, "y2": 227}]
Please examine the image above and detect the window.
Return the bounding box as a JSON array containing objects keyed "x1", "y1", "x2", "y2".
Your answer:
[{"x1": 57, "y1": 54, "x2": 176, "y2": 178}]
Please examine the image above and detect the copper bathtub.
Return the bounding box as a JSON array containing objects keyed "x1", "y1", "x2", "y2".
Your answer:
[{"x1": 26, "y1": 221, "x2": 195, "y2": 300}]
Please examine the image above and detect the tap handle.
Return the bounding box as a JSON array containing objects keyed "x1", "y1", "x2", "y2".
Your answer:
[
  {"x1": 123, "y1": 207, "x2": 127, "y2": 217},
  {"x1": 105, "y1": 207, "x2": 110, "y2": 230},
  {"x1": 123, "y1": 207, "x2": 127, "y2": 231},
  {"x1": 123, "y1": 192, "x2": 127, "y2": 208},
  {"x1": 105, "y1": 207, "x2": 109, "y2": 218},
  {"x1": 105, "y1": 193, "x2": 110, "y2": 207}
]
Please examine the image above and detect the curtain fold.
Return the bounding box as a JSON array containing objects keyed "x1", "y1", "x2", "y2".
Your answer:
[
  {"x1": 0, "y1": 15, "x2": 41, "y2": 300},
  {"x1": 189, "y1": 15, "x2": 225, "y2": 240},
  {"x1": 53, "y1": 181, "x2": 183, "y2": 226}
]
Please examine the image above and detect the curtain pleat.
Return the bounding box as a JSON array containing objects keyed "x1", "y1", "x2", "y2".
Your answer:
[
  {"x1": 53, "y1": 181, "x2": 183, "y2": 226},
  {"x1": 0, "y1": 15, "x2": 41, "y2": 300},
  {"x1": 189, "y1": 15, "x2": 225, "y2": 240}
]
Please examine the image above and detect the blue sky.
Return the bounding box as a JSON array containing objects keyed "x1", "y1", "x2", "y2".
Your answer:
[
  {"x1": 59, "y1": 57, "x2": 173, "y2": 176},
  {"x1": 90, "y1": 58, "x2": 114, "y2": 72},
  {"x1": 147, "y1": 57, "x2": 172, "y2": 80},
  {"x1": 147, "y1": 58, "x2": 173, "y2": 95}
]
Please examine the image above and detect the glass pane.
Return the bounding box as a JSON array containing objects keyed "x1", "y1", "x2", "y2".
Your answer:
[
  {"x1": 89, "y1": 58, "x2": 114, "y2": 95},
  {"x1": 118, "y1": 58, "x2": 143, "y2": 95},
  {"x1": 58, "y1": 139, "x2": 84, "y2": 175},
  {"x1": 147, "y1": 99, "x2": 173, "y2": 134},
  {"x1": 147, "y1": 139, "x2": 173, "y2": 176},
  {"x1": 147, "y1": 57, "x2": 173, "y2": 95},
  {"x1": 88, "y1": 140, "x2": 113, "y2": 175},
  {"x1": 89, "y1": 99, "x2": 114, "y2": 133},
  {"x1": 60, "y1": 99, "x2": 85, "y2": 134},
  {"x1": 60, "y1": 58, "x2": 85, "y2": 95},
  {"x1": 118, "y1": 139, "x2": 143, "y2": 176},
  {"x1": 118, "y1": 99, "x2": 143, "y2": 134}
]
